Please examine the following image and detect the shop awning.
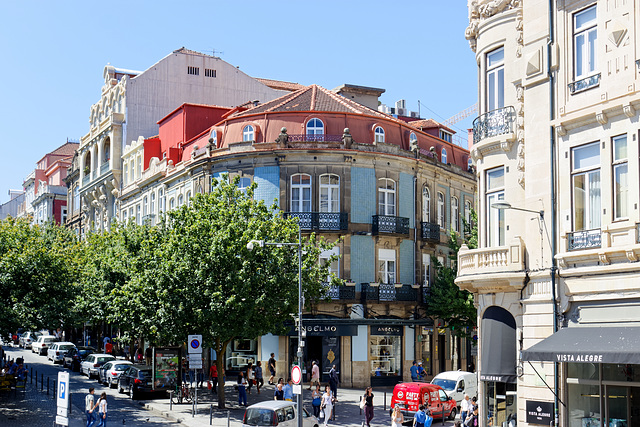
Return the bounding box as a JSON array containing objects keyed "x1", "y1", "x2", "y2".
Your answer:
[
  {"x1": 521, "y1": 326, "x2": 640, "y2": 365},
  {"x1": 480, "y1": 306, "x2": 517, "y2": 383}
]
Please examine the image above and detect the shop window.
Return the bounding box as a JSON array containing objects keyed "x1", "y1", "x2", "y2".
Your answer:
[
  {"x1": 370, "y1": 334, "x2": 402, "y2": 378},
  {"x1": 225, "y1": 339, "x2": 257, "y2": 372}
]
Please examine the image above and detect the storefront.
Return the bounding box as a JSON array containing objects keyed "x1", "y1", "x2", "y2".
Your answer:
[
  {"x1": 370, "y1": 325, "x2": 403, "y2": 387},
  {"x1": 224, "y1": 338, "x2": 258, "y2": 376},
  {"x1": 522, "y1": 326, "x2": 640, "y2": 427}
]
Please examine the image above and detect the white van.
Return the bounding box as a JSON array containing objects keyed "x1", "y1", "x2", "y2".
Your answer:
[{"x1": 431, "y1": 370, "x2": 478, "y2": 407}]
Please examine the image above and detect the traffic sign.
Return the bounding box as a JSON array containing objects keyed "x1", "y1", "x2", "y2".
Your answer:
[
  {"x1": 188, "y1": 354, "x2": 203, "y2": 369},
  {"x1": 56, "y1": 372, "x2": 70, "y2": 411},
  {"x1": 188, "y1": 335, "x2": 202, "y2": 354},
  {"x1": 291, "y1": 365, "x2": 302, "y2": 384},
  {"x1": 55, "y1": 415, "x2": 69, "y2": 426}
]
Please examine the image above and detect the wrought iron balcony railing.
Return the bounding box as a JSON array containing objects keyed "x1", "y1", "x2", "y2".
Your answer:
[
  {"x1": 323, "y1": 283, "x2": 356, "y2": 300},
  {"x1": 567, "y1": 228, "x2": 601, "y2": 251},
  {"x1": 421, "y1": 222, "x2": 440, "y2": 241},
  {"x1": 361, "y1": 283, "x2": 418, "y2": 303},
  {"x1": 472, "y1": 106, "x2": 516, "y2": 145},
  {"x1": 372, "y1": 215, "x2": 409, "y2": 235},
  {"x1": 287, "y1": 134, "x2": 343, "y2": 143},
  {"x1": 568, "y1": 73, "x2": 601, "y2": 94},
  {"x1": 284, "y1": 212, "x2": 348, "y2": 231}
]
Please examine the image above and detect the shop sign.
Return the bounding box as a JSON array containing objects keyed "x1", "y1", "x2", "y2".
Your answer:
[
  {"x1": 371, "y1": 325, "x2": 403, "y2": 336},
  {"x1": 288, "y1": 323, "x2": 358, "y2": 336},
  {"x1": 525, "y1": 400, "x2": 553, "y2": 425}
]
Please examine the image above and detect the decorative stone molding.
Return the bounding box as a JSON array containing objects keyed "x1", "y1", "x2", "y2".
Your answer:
[
  {"x1": 515, "y1": 83, "x2": 525, "y2": 188},
  {"x1": 556, "y1": 124, "x2": 567, "y2": 136},
  {"x1": 595, "y1": 112, "x2": 608, "y2": 125},
  {"x1": 466, "y1": 0, "x2": 522, "y2": 51},
  {"x1": 626, "y1": 250, "x2": 638, "y2": 262},
  {"x1": 623, "y1": 104, "x2": 636, "y2": 118},
  {"x1": 598, "y1": 252, "x2": 610, "y2": 265}
]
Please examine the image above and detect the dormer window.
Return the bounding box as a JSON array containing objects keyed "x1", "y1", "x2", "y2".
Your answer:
[
  {"x1": 374, "y1": 126, "x2": 385, "y2": 144},
  {"x1": 306, "y1": 118, "x2": 324, "y2": 135},
  {"x1": 243, "y1": 125, "x2": 255, "y2": 142},
  {"x1": 439, "y1": 130, "x2": 452, "y2": 142}
]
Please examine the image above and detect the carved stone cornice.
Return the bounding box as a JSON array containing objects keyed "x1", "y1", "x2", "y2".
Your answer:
[{"x1": 466, "y1": 0, "x2": 522, "y2": 51}]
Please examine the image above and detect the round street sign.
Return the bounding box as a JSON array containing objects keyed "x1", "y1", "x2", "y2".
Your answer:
[
  {"x1": 190, "y1": 339, "x2": 200, "y2": 350},
  {"x1": 291, "y1": 365, "x2": 302, "y2": 385}
]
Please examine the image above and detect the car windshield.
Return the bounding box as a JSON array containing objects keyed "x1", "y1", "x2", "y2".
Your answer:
[
  {"x1": 138, "y1": 370, "x2": 151, "y2": 379},
  {"x1": 44, "y1": 337, "x2": 56, "y2": 343},
  {"x1": 245, "y1": 408, "x2": 275, "y2": 426},
  {"x1": 114, "y1": 364, "x2": 130, "y2": 371},
  {"x1": 432, "y1": 379, "x2": 456, "y2": 391},
  {"x1": 97, "y1": 357, "x2": 115, "y2": 363},
  {"x1": 59, "y1": 345, "x2": 74, "y2": 350}
]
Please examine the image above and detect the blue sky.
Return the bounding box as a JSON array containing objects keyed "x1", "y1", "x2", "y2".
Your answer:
[{"x1": 0, "y1": 1, "x2": 477, "y2": 203}]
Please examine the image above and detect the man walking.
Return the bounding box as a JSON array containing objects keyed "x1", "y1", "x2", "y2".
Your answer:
[
  {"x1": 268, "y1": 353, "x2": 276, "y2": 385},
  {"x1": 309, "y1": 361, "x2": 320, "y2": 390},
  {"x1": 328, "y1": 365, "x2": 339, "y2": 399},
  {"x1": 410, "y1": 361, "x2": 420, "y2": 381},
  {"x1": 85, "y1": 387, "x2": 96, "y2": 427}
]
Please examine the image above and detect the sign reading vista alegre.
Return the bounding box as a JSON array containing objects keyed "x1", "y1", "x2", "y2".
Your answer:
[
  {"x1": 555, "y1": 353, "x2": 603, "y2": 363},
  {"x1": 525, "y1": 400, "x2": 553, "y2": 425}
]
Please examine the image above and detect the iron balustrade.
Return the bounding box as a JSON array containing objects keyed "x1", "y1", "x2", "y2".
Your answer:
[
  {"x1": 360, "y1": 283, "x2": 417, "y2": 303},
  {"x1": 372, "y1": 215, "x2": 410, "y2": 235},
  {"x1": 323, "y1": 283, "x2": 356, "y2": 300},
  {"x1": 421, "y1": 222, "x2": 440, "y2": 241},
  {"x1": 567, "y1": 228, "x2": 601, "y2": 251},
  {"x1": 472, "y1": 106, "x2": 516, "y2": 145},
  {"x1": 287, "y1": 134, "x2": 343, "y2": 143},
  {"x1": 568, "y1": 73, "x2": 601, "y2": 94},
  {"x1": 284, "y1": 212, "x2": 348, "y2": 231}
]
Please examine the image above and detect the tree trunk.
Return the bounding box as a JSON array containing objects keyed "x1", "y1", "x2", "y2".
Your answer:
[{"x1": 216, "y1": 337, "x2": 231, "y2": 409}]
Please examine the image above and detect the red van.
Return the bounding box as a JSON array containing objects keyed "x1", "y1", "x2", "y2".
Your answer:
[{"x1": 390, "y1": 382, "x2": 457, "y2": 420}]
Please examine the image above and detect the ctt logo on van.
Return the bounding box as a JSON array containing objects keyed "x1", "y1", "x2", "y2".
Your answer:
[{"x1": 397, "y1": 390, "x2": 404, "y2": 399}]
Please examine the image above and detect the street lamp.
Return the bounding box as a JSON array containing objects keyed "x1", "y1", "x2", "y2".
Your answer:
[
  {"x1": 247, "y1": 227, "x2": 304, "y2": 427},
  {"x1": 491, "y1": 201, "x2": 544, "y2": 219}
]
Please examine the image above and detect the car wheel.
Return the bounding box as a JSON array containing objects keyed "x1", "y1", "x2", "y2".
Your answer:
[{"x1": 449, "y1": 407, "x2": 457, "y2": 421}]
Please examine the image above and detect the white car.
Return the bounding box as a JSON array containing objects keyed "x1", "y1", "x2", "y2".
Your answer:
[
  {"x1": 32, "y1": 335, "x2": 57, "y2": 355},
  {"x1": 98, "y1": 360, "x2": 133, "y2": 388},
  {"x1": 47, "y1": 342, "x2": 75, "y2": 363},
  {"x1": 80, "y1": 354, "x2": 116, "y2": 379},
  {"x1": 243, "y1": 400, "x2": 318, "y2": 427}
]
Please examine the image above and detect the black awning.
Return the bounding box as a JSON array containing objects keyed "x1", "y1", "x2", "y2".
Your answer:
[
  {"x1": 522, "y1": 326, "x2": 640, "y2": 365},
  {"x1": 480, "y1": 306, "x2": 517, "y2": 383}
]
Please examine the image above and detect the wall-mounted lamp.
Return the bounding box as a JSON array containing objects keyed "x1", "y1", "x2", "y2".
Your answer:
[{"x1": 491, "y1": 202, "x2": 544, "y2": 219}]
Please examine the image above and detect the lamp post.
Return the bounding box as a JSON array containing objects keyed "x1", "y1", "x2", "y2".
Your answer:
[
  {"x1": 247, "y1": 226, "x2": 304, "y2": 427},
  {"x1": 490, "y1": 201, "x2": 544, "y2": 219}
]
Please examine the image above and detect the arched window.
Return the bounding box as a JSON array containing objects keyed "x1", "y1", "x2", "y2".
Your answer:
[
  {"x1": 143, "y1": 196, "x2": 148, "y2": 217},
  {"x1": 441, "y1": 148, "x2": 448, "y2": 164},
  {"x1": 319, "y1": 174, "x2": 340, "y2": 213},
  {"x1": 243, "y1": 125, "x2": 255, "y2": 142},
  {"x1": 150, "y1": 193, "x2": 156, "y2": 217},
  {"x1": 451, "y1": 196, "x2": 459, "y2": 232},
  {"x1": 210, "y1": 129, "x2": 217, "y2": 146},
  {"x1": 374, "y1": 126, "x2": 385, "y2": 144},
  {"x1": 306, "y1": 118, "x2": 324, "y2": 135},
  {"x1": 437, "y1": 192, "x2": 445, "y2": 228},
  {"x1": 178, "y1": 194, "x2": 184, "y2": 207},
  {"x1": 378, "y1": 178, "x2": 396, "y2": 216},
  {"x1": 237, "y1": 177, "x2": 251, "y2": 194},
  {"x1": 410, "y1": 132, "x2": 418, "y2": 148},
  {"x1": 169, "y1": 198, "x2": 175, "y2": 210},
  {"x1": 422, "y1": 186, "x2": 431, "y2": 222},
  {"x1": 291, "y1": 174, "x2": 312, "y2": 212},
  {"x1": 84, "y1": 152, "x2": 91, "y2": 175},
  {"x1": 186, "y1": 191, "x2": 192, "y2": 206},
  {"x1": 468, "y1": 157, "x2": 473, "y2": 171},
  {"x1": 103, "y1": 138, "x2": 111, "y2": 162}
]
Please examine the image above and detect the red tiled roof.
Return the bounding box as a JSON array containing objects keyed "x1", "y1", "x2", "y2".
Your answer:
[
  {"x1": 49, "y1": 142, "x2": 79, "y2": 157},
  {"x1": 408, "y1": 119, "x2": 455, "y2": 135},
  {"x1": 255, "y1": 78, "x2": 307, "y2": 92}
]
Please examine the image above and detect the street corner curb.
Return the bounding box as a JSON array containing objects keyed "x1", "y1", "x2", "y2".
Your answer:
[{"x1": 142, "y1": 402, "x2": 185, "y2": 424}]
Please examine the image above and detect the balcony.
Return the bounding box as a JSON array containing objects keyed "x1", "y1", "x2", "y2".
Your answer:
[
  {"x1": 457, "y1": 236, "x2": 526, "y2": 278},
  {"x1": 567, "y1": 229, "x2": 601, "y2": 251},
  {"x1": 141, "y1": 214, "x2": 156, "y2": 224},
  {"x1": 420, "y1": 222, "x2": 440, "y2": 242},
  {"x1": 361, "y1": 283, "x2": 418, "y2": 303},
  {"x1": 472, "y1": 106, "x2": 516, "y2": 145},
  {"x1": 284, "y1": 212, "x2": 348, "y2": 231},
  {"x1": 323, "y1": 282, "x2": 356, "y2": 300},
  {"x1": 568, "y1": 73, "x2": 601, "y2": 94},
  {"x1": 372, "y1": 215, "x2": 409, "y2": 235},
  {"x1": 100, "y1": 161, "x2": 109, "y2": 175},
  {"x1": 287, "y1": 134, "x2": 343, "y2": 143}
]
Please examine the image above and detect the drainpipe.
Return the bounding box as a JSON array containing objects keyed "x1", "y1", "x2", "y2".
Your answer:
[
  {"x1": 547, "y1": 0, "x2": 559, "y2": 425},
  {"x1": 414, "y1": 174, "x2": 419, "y2": 363}
]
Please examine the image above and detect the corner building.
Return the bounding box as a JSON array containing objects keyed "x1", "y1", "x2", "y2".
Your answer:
[
  {"x1": 121, "y1": 84, "x2": 477, "y2": 388},
  {"x1": 458, "y1": 1, "x2": 640, "y2": 427}
]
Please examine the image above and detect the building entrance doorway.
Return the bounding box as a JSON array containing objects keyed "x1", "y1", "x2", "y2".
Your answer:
[{"x1": 289, "y1": 336, "x2": 340, "y2": 384}]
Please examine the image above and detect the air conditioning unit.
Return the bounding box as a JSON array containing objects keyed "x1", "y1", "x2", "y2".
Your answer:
[
  {"x1": 410, "y1": 112, "x2": 420, "y2": 118},
  {"x1": 395, "y1": 99, "x2": 406, "y2": 110},
  {"x1": 397, "y1": 108, "x2": 407, "y2": 116}
]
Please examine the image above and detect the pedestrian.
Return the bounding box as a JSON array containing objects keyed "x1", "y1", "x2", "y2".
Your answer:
[
  {"x1": 145, "y1": 346, "x2": 152, "y2": 366},
  {"x1": 311, "y1": 384, "x2": 322, "y2": 418},
  {"x1": 268, "y1": 353, "x2": 276, "y2": 385},
  {"x1": 413, "y1": 404, "x2": 431, "y2": 427},
  {"x1": 85, "y1": 387, "x2": 96, "y2": 427},
  {"x1": 391, "y1": 406, "x2": 404, "y2": 427},
  {"x1": 417, "y1": 361, "x2": 426, "y2": 379},
  {"x1": 321, "y1": 384, "x2": 334, "y2": 427},
  {"x1": 237, "y1": 371, "x2": 248, "y2": 406},
  {"x1": 94, "y1": 392, "x2": 108, "y2": 427},
  {"x1": 124, "y1": 344, "x2": 130, "y2": 360},
  {"x1": 283, "y1": 378, "x2": 294, "y2": 401},
  {"x1": 104, "y1": 340, "x2": 113, "y2": 355},
  {"x1": 246, "y1": 362, "x2": 254, "y2": 395},
  {"x1": 273, "y1": 382, "x2": 284, "y2": 400},
  {"x1": 363, "y1": 386, "x2": 374, "y2": 427},
  {"x1": 328, "y1": 364, "x2": 339, "y2": 400},
  {"x1": 102, "y1": 336, "x2": 110, "y2": 352},
  {"x1": 467, "y1": 406, "x2": 479, "y2": 427},
  {"x1": 309, "y1": 360, "x2": 320, "y2": 390},
  {"x1": 410, "y1": 360, "x2": 420, "y2": 381},
  {"x1": 460, "y1": 394, "x2": 471, "y2": 424},
  {"x1": 209, "y1": 362, "x2": 218, "y2": 394},
  {"x1": 255, "y1": 361, "x2": 264, "y2": 393}
]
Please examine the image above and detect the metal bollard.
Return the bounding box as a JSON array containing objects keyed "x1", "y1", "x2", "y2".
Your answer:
[
  {"x1": 169, "y1": 391, "x2": 173, "y2": 411},
  {"x1": 227, "y1": 410, "x2": 230, "y2": 427},
  {"x1": 192, "y1": 399, "x2": 195, "y2": 417},
  {"x1": 210, "y1": 404, "x2": 213, "y2": 425},
  {"x1": 384, "y1": 391, "x2": 387, "y2": 411},
  {"x1": 442, "y1": 407, "x2": 445, "y2": 425},
  {"x1": 41, "y1": 374, "x2": 44, "y2": 391},
  {"x1": 53, "y1": 380, "x2": 56, "y2": 399},
  {"x1": 47, "y1": 377, "x2": 49, "y2": 395}
]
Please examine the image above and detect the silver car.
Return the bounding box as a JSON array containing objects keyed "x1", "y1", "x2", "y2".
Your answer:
[
  {"x1": 98, "y1": 360, "x2": 133, "y2": 388},
  {"x1": 19, "y1": 331, "x2": 40, "y2": 349},
  {"x1": 80, "y1": 354, "x2": 116, "y2": 379},
  {"x1": 243, "y1": 400, "x2": 319, "y2": 427},
  {"x1": 32, "y1": 335, "x2": 57, "y2": 355},
  {"x1": 47, "y1": 342, "x2": 75, "y2": 363}
]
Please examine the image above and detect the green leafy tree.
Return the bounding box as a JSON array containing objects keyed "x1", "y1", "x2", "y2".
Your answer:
[
  {"x1": 425, "y1": 210, "x2": 478, "y2": 338},
  {"x1": 147, "y1": 176, "x2": 339, "y2": 407}
]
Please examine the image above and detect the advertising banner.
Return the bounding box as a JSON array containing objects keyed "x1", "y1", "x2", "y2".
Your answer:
[{"x1": 153, "y1": 347, "x2": 181, "y2": 391}]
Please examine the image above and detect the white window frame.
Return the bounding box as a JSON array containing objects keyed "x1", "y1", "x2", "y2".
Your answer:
[
  {"x1": 422, "y1": 253, "x2": 431, "y2": 287},
  {"x1": 486, "y1": 167, "x2": 505, "y2": 247},
  {"x1": 437, "y1": 192, "x2": 445, "y2": 228},
  {"x1": 378, "y1": 248, "x2": 396, "y2": 285},
  {"x1": 143, "y1": 196, "x2": 148, "y2": 217},
  {"x1": 613, "y1": 134, "x2": 628, "y2": 220},
  {"x1": 410, "y1": 132, "x2": 417, "y2": 146},
  {"x1": 238, "y1": 177, "x2": 251, "y2": 194},
  {"x1": 573, "y1": 5, "x2": 597, "y2": 80},
  {"x1": 374, "y1": 126, "x2": 385, "y2": 144},
  {"x1": 422, "y1": 186, "x2": 431, "y2": 222},
  {"x1": 441, "y1": 148, "x2": 448, "y2": 164},
  {"x1": 451, "y1": 196, "x2": 459, "y2": 233},
  {"x1": 169, "y1": 198, "x2": 175, "y2": 211},
  {"x1": 291, "y1": 173, "x2": 312, "y2": 212},
  {"x1": 486, "y1": 47, "x2": 505, "y2": 111},
  {"x1": 378, "y1": 178, "x2": 396, "y2": 216},
  {"x1": 571, "y1": 142, "x2": 601, "y2": 231},
  {"x1": 465, "y1": 200, "x2": 472, "y2": 225},
  {"x1": 306, "y1": 118, "x2": 324, "y2": 135},
  {"x1": 319, "y1": 174, "x2": 340, "y2": 213},
  {"x1": 243, "y1": 125, "x2": 255, "y2": 142},
  {"x1": 319, "y1": 247, "x2": 340, "y2": 282},
  {"x1": 186, "y1": 191, "x2": 192, "y2": 206},
  {"x1": 158, "y1": 189, "x2": 164, "y2": 213}
]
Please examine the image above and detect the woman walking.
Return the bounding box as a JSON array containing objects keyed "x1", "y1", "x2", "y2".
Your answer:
[
  {"x1": 246, "y1": 363, "x2": 254, "y2": 395},
  {"x1": 321, "y1": 385, "x2": 334, "y2": 427},
  {"x1": 237, "y1": 371, "x2": 248, "y2": 406},
  {"x1": 94, "y1": 392, "x2": 108, "y2": 427},
  {"x1": 391, "y1": 406, "x2": 404, "y2": 427},
  {"x1": 311, "y1": 384, "x2": 322, "y2": 418},
  {"x1": 255, "y1": 361, "x2": 264, "y2": 393},
  {"x1": 363, "y1": 386, "x2": 374, "y2": 427}
]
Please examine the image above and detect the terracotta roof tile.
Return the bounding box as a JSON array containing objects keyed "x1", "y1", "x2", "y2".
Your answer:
[
  {"x1": 49, "y1": 142, "x2": 79, "y2": 157},
  {"x1": 255, "y1": 78, "x2": 307, "y2": 92},
  {"x1": 408, "y1": 119, "x2": 455, "y2": 134}
]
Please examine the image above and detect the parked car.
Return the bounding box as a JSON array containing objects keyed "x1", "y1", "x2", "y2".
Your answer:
[
  {"x1": 19, "y1": 331, "x2": 41, "y2": 349},
  {"x1": 63, "y1": 346, "x2": 95, "y2": 371},
  {"x1": 390, "y1": 382, "x2": 457, "y2": 420},
  {"x1": 99, "y1": 360, "x2": 133, "y2": 388},
  {"x1": 118, "y1": 365, "x2": 154, "y2": 400},
  {"x1": 242, "y1": 400, "x2": 319, "y2": 427},
  {"x1": 431, "y1": 370, "x2": 478, "y2": 407},
  {"x1": 47, "y1": 342, "x2": 75, "y2": 363},
  {"x1": 32, "y1": 335, "x2": 57, "y2": 355},
  {"x1": 80, "y1": 354, "x2": 116, "y2": 379}
]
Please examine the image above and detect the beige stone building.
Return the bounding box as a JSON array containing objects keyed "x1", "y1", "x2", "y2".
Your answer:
[{"x1": 457, "y1": 1, "x2": 640, "y2": 426}]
